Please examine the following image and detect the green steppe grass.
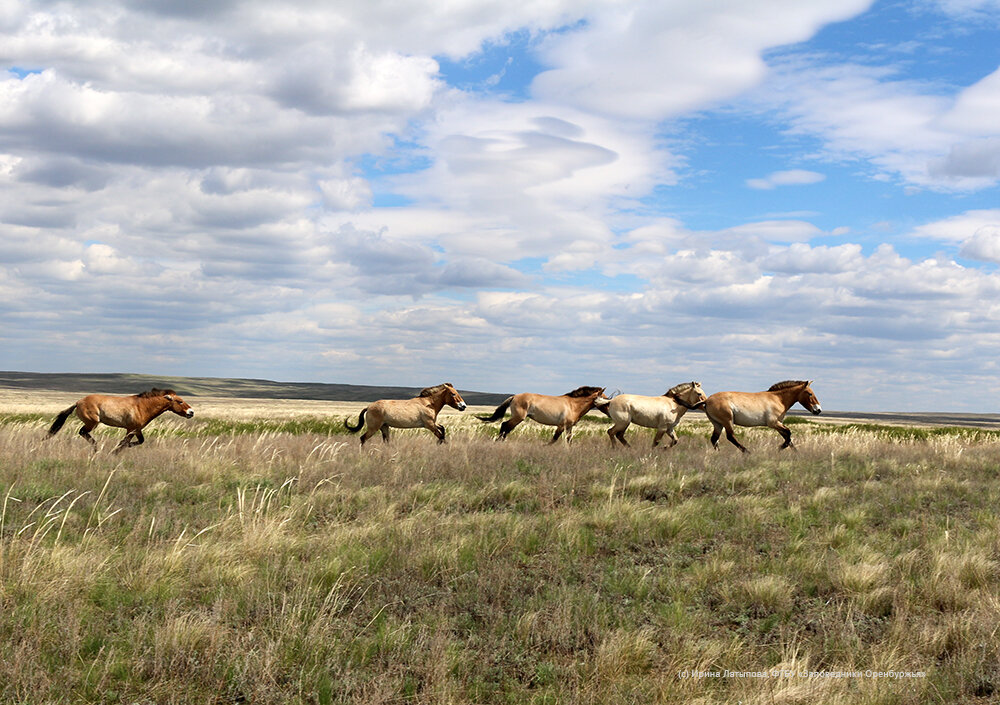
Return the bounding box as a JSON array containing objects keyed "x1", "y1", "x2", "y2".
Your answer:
[{"x1": 2, "y1": 409, "x2": 1000, "y2": 704}]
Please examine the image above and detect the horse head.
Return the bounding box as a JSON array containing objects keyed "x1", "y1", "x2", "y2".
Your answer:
[
  {"x1": 683, "y1": 381, "x2": 708, "y2": 410},
  {"x1": 445, "y1": 383, "x2": 467, "y2": 411},
  {"x1": 593, "y1": 387, "x2": 612, "y2": 408},
  {"x1": 422, "y1": 383, "x2": 466, "y2": 411},
  {"x1": 164, "y1": 392, "x2": 195, "y2": 418},
  {"x1": 798, "y1": 381, "x2": 822, "y2": 415},
  {"x1": 666, "y1": 381, "x2": 707, "y2": 410}
]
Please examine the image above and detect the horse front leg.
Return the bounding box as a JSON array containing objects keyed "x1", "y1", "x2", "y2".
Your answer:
[
  {"x1": 772, "y1": 422, "x2": 795, "y2": 450},
  {"x1": 112, "y1": 431, "x2": 135, "y2": 454},
  {"x1": 549, "y1": 426, "x2": 565, "y2": 444}
]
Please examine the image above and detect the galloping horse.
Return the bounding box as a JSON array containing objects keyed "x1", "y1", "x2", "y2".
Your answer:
[
  {"x1": 480, "y1": 386, "x2": 611, "y2": 443},
  {"x1": 703, "y1": 380, "x2": 821, "y2": 452},
  {"x1": 344, "y1": 383, "x2": 467, "y2": 445},
  {"x1": 603, "y1": 381, "x2": 707, "y2": 448},
  {"x1": 47, "y1": 388, "x2": 195, "y2": 453}
]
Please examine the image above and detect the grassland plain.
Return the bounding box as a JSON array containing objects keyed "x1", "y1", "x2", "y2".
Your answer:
[{"x1": 2, "y1": 394, "x2": 1000, "y2": 704}]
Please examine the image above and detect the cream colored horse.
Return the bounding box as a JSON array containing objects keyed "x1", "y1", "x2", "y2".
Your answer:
[
  {"x1": 604, "y1": 381, "x2": 707, "y2": 448},
  {"x1": 47, "y1": 388, "x2": 194, "y2": 453},
  {"x1": 345, "y1": 383, "x2": 467, "y2": 445},
  {"x1": 704, "y1": 380, "x2": 821, "y2": 452},
  {"x1": 480, "y1": 386, "x2": 611, "y2": 443}
]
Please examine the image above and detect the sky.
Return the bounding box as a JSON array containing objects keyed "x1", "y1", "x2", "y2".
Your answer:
[{"x1": 2, "y1": 0, "x2": 1000, "y2": 411}]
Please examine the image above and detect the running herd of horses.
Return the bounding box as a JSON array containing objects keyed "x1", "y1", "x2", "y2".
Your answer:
[{"x1": 45, "y1": 380, "x2": 823, "y2": 454}]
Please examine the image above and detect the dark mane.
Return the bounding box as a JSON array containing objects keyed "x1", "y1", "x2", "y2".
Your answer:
[
  {"x1": 768, "y1": 380, "x2": 809, "y2": 392},
  {"x1": 135, "y1": 388, "x2": 175, "y2": 398},
  {"x1": 419, "y1": 383, "x2": 454, "y2": 397},
  {"x1": 563, "y1": 386, "x2": 603, "y2": 398},
  {"x1": 663, "y1": 381, "x2": 698, "y2": 397}
]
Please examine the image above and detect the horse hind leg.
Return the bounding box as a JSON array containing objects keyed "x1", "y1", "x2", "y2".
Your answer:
[
  {"x1": 380, "y1": 426, "x2": 390, "y2": 443},
  {"x1": 497, "y1": 419, "x2": 519, "y2": 441},
  {"x1": 709, "y1": 420, "x2": 723, "y2": 449},
  {"x1": 359, "y1": 425, "x2": 379, "y2": 446},
  {"x1": 78, "y1": 423, "x2": 98, "y2": 450},
  {"x1": 608, "y1": 422, "x2": 629, "y2": 447},
  {"x1": 724, "y1": 424, "x2": 749, "y2": 454}
]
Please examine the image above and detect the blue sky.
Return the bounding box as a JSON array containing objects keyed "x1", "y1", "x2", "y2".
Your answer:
[{"x1": 1, "y1": 0, "x2": 999, "y2": 410}]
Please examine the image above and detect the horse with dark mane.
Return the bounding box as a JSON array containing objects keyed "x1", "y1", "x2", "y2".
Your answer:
[
  {"x1": 703, "y1": 380, "x2": 821, "y2": 452},
  {"x1": 603, "y1": 381, "x2": 707, "y2": 448},
  {"x1": 47, "y1": 388, "x2": 194, "y2": 453},
  {"x1": 479, "y1": 386, "x2": 611, "y2": 443},
  {"x1": 344, "y1": 383, "x2": 467, "y2": 445}
]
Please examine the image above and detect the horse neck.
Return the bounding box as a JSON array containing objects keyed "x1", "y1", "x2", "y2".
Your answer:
[
  {"x1": 139, "y1": 396, "x2": 170, "y2": 423},
  {"x1": 666, "y1": 393, "x2": 695, "y2": 411},
  {"x1": 772, "y1": 386, "x2": 805, "y2": 413},
  {"x1": 424, "y1": 392, "x2": 448, "y2": 415},
  {"x1": 571, "y1": 395, "x2": 598, "y2": 416}
]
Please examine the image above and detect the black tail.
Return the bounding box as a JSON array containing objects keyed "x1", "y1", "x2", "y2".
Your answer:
[
  {"x1": 344, "y1": 408, "x2": 367, "y2": 433},
  {"x1": 478, "y1": 396, "x2": 514, "y2": 423},
  {"x1": 48, "y1": 405, "x2": 77, "y2": 436}
]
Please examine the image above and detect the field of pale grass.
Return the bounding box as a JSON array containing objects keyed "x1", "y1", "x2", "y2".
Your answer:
[{"x1": 2, "y1": 394, "x2": 999, "y2": 704}]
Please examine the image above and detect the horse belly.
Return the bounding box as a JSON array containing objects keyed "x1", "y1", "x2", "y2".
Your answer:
[
  {"x1": 84, "y1": 397, "x2": 130, "y2": 429},
  {"x1": 731, "y1": 405, "x2": 770, "y2": 428},
  {"x1": 526, "y1": 404, "x2": 563, "y2": 427},
  {"x1": 378, "y1": 402, "x2": 425, "y2": 429},
  {"x1": 626, "y1": 397, "x2": 672, "y2": 429}
]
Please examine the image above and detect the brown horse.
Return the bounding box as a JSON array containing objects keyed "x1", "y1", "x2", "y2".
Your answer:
[
  {"x1": 480, "y1": 386, "x2": 611, "y2": 443},
  {"x1": 703, "y1": 380, "x2": 821, "y2": 452},
  {"x1": 603, "y1": 381, "x2": 707, "y2": 448},
  {"x1": 47, "y1": 388, "x2": 195, "y2": 453},
  {"x1": 344, "y1": 383, "x2": 467, "y2": 445}
]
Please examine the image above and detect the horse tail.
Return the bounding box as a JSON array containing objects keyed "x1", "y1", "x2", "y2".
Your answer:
[
  {"x1": 344, "y1": 408, "x2": 367, "y2": 433},
  {"x1": 478, "y1": 396, "x2": 514, "y2": 423},
  {"x1": 48, "y1": 404, "x2": 77, "y2": 436}
]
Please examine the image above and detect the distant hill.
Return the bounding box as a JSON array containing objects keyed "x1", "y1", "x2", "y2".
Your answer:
[{"x1": 0, "y1": 371, "x2": 511, "y2": 405}]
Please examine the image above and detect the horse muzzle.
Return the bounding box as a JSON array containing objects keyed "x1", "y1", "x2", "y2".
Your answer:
[
  {"x1": 186, "y1": 410, "x2": 195, "y2": 418},
  {"x1": 811, "y1": 407, "x2": 822, "y2": 415},
  {"x1": 457, "y1": 402, "x2": 467, "y2": 411}
]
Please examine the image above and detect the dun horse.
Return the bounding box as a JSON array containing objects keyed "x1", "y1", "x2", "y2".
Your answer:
[
  {"x1": 345, "y1": 383, "x2": 467, "y2": 445},
  {"x1": 603, "y1": 381, "x2": 707, "y2": 448},
  {"x1": 47, "y1": 388, "x2": 194, "y2": 453},
  {"x1": 480, "y1": 386, "x2": 611, "y2": 443},
  {"x1": 703, "y1": 380, "x2": 821, "y2": 452}
]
